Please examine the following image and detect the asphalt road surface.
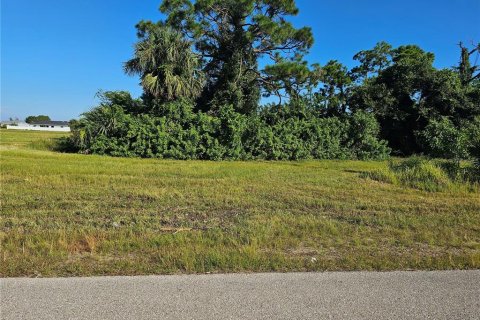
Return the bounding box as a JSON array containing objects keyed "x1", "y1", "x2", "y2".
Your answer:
[{"x1": 2, "y1": 271, "x2": 479, "y2": 320}]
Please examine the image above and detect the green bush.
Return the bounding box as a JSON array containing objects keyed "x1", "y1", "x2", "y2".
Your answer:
[
  {"x1": 419, "y1": 116, "x2": 480, "y2": 182},
  {"x1": 463, "y1": 117, "x2": 480, "y2": 172},
  {"x1": 67, "y1": 92, "x2": 391, "y2": 161},
  {"x1": 346, "y1": 111, "x2": 391, "y2": 160},
  {"x1": 420, "y1": 117, "x2": 470, "y2": 160}
]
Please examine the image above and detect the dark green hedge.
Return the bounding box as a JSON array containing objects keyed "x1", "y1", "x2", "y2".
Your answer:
[{"x1": 68, "y1": 96, "x2": 391, "y2": 160}]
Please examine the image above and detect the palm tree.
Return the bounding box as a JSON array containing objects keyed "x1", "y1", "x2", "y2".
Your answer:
[{"x1": 124, "y1": 24, "x2": 204, "y2": 102}]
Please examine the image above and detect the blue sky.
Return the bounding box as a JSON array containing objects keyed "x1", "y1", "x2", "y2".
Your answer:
[{"x1": 2, "y1": 0, "x2": 479, "y2": 121}]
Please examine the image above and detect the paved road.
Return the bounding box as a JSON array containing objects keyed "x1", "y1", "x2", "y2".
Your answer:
[{"x1": 1, "y1": 271, "x2": 479, "y2": 320}]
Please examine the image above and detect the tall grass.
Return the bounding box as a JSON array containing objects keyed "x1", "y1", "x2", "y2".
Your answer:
[{"x1": 363, "y1": 157, "x2": 479, "y2": 192}]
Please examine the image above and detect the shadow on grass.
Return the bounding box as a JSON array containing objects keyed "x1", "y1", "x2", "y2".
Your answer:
[
  {"x1": 343, "y1": 169, "x2": 364, "y2": 174},
  {"x1": 27, "y1": 136, "x2": 79, "y2": 153}
]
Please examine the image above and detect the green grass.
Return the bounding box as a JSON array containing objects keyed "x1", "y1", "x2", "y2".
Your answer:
[
  {"x1": 0, "y1": 129, "x2": 66, "y2": 151},
  {"x1": 363, "y1": 157, "x2": 479, "y2": 192},
  {"x1": 1, "y1": 129, "x2": 479, "y2": 277}
]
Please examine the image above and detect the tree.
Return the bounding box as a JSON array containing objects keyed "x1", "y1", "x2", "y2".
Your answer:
[
  {"x1": 350, "y1": 42, "x2": 480, "y2": 156},
  {"x1": 159, "y1": 0, "x2": 314, "y2": 114},
  {"x1": 351, "y1": 41, "x2": 392, "y2": 81},
  {"x1": 263, "y1": 54, "x2": 321, "y2": 103},
  {"x1": 25, "y1": 115, "x2": 51, "y2": 123},
  {"x1": 458, "y1": 42, "x2": 480, "y2": 86},
  {"x1": 124, "y1": 23, "x2": 204, "y2": 103},
  {"x1": 315, "y1": 60, "x2": 353, "y2": 116},
  {"x1": 350, "y1": 45, "x2": 436, "y2": 154},
  {"x1": 95, "y1": 90, "x2": 146, "y2": 115}
]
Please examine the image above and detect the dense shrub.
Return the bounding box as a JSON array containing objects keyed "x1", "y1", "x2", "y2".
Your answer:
[
  {"x1": 419, "y1": 117, "x2": 470, "y2": 160},
  {"x1": 69, "y1": 95, "x2": 391, "y2": 160},
  {"x1": 419, "y1": 116, "x2": 480, "y2": 180},
  {"x1": 464, "y1": 117, "x2": 480, "y2": 171},
  {"x1": 346, "y1": 111, "x2": 390, "y2": 160}
]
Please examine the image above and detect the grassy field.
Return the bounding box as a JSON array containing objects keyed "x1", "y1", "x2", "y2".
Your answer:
[{"x1": 1, "y1": 129, "x2": 479, "y2": 277}]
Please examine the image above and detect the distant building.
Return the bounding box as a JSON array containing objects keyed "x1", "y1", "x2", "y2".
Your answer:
[
  {"x1": 1, "y1": 121, "x2": 29, "y2": 128},
  {"x1": 1, "y1": 120, "x2": 19, "y2": 125},
  {"x1": 5, "y1": 120, "x2": 71, "y2": 132}
]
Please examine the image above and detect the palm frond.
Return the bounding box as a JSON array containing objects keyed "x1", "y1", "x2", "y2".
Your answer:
[{"x1": 125, "y1": 25, "x2": 205, "y2": 102}]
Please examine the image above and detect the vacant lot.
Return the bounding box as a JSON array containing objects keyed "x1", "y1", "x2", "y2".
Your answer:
[{"x1": 1, "y1": 130, "x2": 479, "y2": 277}]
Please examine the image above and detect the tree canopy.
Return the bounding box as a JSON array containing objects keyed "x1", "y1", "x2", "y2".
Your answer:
[
  {"x1": 350, "y1": 43, "x2": 479, "y2": 155},
  {"x1": 158, "y1": 0, "x2": 314, "y2": 114},
  {"x1": 25, "y1": 115, "x2": 51, "y2": 123}
]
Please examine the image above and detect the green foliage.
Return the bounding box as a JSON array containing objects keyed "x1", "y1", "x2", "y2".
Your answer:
[
  {"x1": 351, "y1": 41, "x2": 393, "y2": 80},
  {"x1": 96, "y1": 90, "x2": 146, "y2": 115},
  {"x1": 124, "y1": 24, "x2": 204, "y2": 103},
  {"x1": 351, "y1": 42, "x2": 480, "y2": 156},
  {"x1": 25, "y1": 115, "x2": 51, "y2": 123},
  {"x1": 263, "y1": 56, "x2": 321, "y2": 102},
  {"x1": 458, "y1": 42, "x2": 480, "y2": 86},
  {"x1": 159, "y1": 0, "x2": 314, "y2": 114},
  {"x1": 253, "y1": 103, "x2": 349, "y2": 160},
  {"x1": 420, "y1": 117, "x2": 471, "y2": 160},
  {"x1": 460, "y1": 117, "x2": 480, "y2": 177},
  {"x1": 420, "y1": 116, "x2": 480, "y2": 181},
  {"x1": 315, "y1": 60, "x2": 353, "y2": 116},
  {"x1": 69, "y1": 93, "x2": 390, "y2": 161},
  {"x1": 346, "y1": 111, "x2": 390, "y2": 160},
  {"x1": 71, "y1": 3, "x2": 480, "y2": 162}
]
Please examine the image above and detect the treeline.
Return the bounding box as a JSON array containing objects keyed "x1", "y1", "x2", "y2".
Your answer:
[{"x1": 68, "y1": 0, "x2": 480, "y2": 163}]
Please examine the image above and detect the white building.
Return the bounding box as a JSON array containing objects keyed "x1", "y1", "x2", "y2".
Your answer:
[{"x1": 6, "y1": 121, "x2": 71, "y2": 132}]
